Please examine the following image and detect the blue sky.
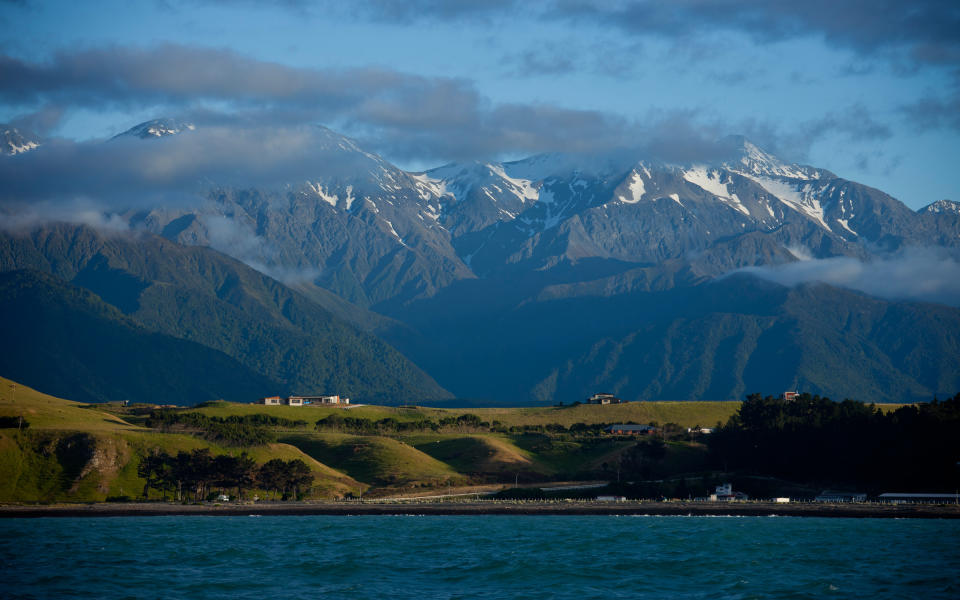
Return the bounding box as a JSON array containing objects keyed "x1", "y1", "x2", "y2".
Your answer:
[{"x1": 2, "y1": 0, "x2": 958, "y2": 209}]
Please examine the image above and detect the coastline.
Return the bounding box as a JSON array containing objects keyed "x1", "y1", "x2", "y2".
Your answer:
[{"x1": 2, "y1": 500, "x2": 959, "y2": 519}]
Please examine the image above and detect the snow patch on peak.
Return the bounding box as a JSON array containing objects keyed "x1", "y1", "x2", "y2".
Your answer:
[
  {"x1": 117, "y1": 118, "x2": 195, "y2": 140},
  {"x1": 2, "y1": 128, "x2": 38, "y2": 155},
  {"x1": 409, "y1": 172, "x2": 447, "y2": 201},
  {"x1": 682, "y1": 166, "x2": 750, "y2": 216},
  {"x1": 617, "y1": 169, "x2": 647, "y2": 204},
  {"x1": 487, "y1": 163, "x2": 539, "y2": 204},
  {"x1": 725, "y1": 137, "x2": 817, "y2": 180},
  {"x1": 752, "y1": 177, "x2": 829, "y2": 230},
  {"x1": 306, "y1": 182, "x2": 340, "y2": 208},
  {"x1": 382, "y1": 218, "x2": 407, "y2": 247},
  {"x1": 920, "y1": 199, "x2": 960, "y2": 215}
]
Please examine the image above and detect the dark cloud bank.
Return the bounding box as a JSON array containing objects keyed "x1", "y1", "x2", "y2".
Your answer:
[{"x1": 0, "y1": 21, "x2": 908, "y2": 165}]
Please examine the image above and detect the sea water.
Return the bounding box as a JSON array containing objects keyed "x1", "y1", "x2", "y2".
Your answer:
[{"x1": 2, "y1": 515, "x2": 958, "y2": 599}]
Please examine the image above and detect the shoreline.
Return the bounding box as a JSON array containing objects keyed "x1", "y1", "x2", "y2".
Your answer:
[{"x1": 2, "y1": 501, "x2": 959, "y2": 519}]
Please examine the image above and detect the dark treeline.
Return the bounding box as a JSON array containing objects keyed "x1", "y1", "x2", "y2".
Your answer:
[
  {"x1": 137, "y1": 448, "x2": 314, "y2": 501},
  {"x1": 146, "y1": 411, "x2": 309, "y2": 446},
  {"x1": 315, "y1": 413, "x2": 624, "y2": 436},
  {"x1": 708, "y1": 393, "x2": 960, "y2": 492}
]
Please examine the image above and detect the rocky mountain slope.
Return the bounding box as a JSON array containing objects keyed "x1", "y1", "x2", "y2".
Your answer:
[{"x1": 3, "y1": 121, "x2": 959, "y2": 403}]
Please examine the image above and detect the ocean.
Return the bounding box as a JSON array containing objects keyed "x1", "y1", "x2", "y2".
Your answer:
[{"x1": 3, "y1": 515, "x2": 958, "y2": 599}]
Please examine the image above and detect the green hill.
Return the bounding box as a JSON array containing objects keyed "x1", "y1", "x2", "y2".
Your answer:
[
  {"x1": 281, "y1": 432, "x2": 465, "y2": 491},
  {"x1": 0, "y1": 269, "x2": 278, "y2": 404},
  {"x1": 0, "y1": 377, "x2": 363, "y2": 502},
  {"x1": 0, "y1": 224, "x2": 449, "y2": 404}
]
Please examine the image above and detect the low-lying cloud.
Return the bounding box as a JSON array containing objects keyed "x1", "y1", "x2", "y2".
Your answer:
[
  {"x1": 0, "y1": 122, "x2": 393, "y2": 207},
  {"x1": 734, "y1": 247, "x2": 960, "y2": 307}
]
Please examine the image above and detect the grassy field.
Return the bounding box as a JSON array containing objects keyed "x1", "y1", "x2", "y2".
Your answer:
[
  {"x1": 184, "y1": 399, "x2": 743, "y2": 428},
  {"x1": 2, "y1": 377, "x2": 912, "y2": 503},
  {"x1": 0, "y1": 376, "x2": 143, "y2": 432}
]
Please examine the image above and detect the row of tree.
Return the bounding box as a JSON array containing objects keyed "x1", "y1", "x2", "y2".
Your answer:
[
  {"x1": 708, "y1": 393, "x2": 960, "y2": 491},
  {"x1": 137, "y1": 448, "x2": 315, "y2": 501},
  {"x1": 314, "y1": 413, "x2": 645, "y2": 436},
  {"x1": 146, "y1": 411, "x2": 310, "y2": 446}
]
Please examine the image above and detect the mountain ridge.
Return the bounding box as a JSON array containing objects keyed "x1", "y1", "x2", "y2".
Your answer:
[
  {"x1": 0, "y1": 223, "x2": 451, "y2": 404},
  {"x1": 3, "y1": 119, "x2": 959, "y2": 404}
]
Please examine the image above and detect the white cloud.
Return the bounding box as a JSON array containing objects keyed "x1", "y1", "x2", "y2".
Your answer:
[{"x1": 734, "y1": 247, "x2": 960, "y2": 306}]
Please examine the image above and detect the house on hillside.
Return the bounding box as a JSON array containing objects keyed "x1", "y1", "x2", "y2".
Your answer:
[
  {"x1": 255, "y1": 395, "x2": 350, "y2": 406},
  {"x1": 292, "y1": 395, "x2": 349, "y2": 405},
  {"x1": 783, "y1": 391, "x2": 801, "y2": 401},
  {"x1": 604, "y1": 424, "x2": 656, "y2": 435},
  {"x1": 586, "y1": 393, "x2": 624, "y2": 405}
]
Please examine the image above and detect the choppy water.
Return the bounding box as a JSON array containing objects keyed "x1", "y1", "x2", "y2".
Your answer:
[{"x1": 2, "y1": 515, "x2": 958, "y2": 599}]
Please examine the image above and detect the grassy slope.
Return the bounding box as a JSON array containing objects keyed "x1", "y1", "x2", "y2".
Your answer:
[
  {"x1": 280, "y1": 432, "x2": 465, "y2": 491},
  {"x1": 402, "y1": 433, "x2": 547, "y2": 477},
  {"x1": 0, "y1": 377, "x2": 360, "y2": 501},
  {"x1": 190, "y1": 399, "x2": 743, "y2": 428}
]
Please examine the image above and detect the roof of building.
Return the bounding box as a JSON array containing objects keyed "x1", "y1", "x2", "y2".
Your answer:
[
  {"x1": 604, "y1": 424, "x2": 655, "y2": 431},
  {"x1": 878, "y1": 493, "x2": 959, "y2": 499}
]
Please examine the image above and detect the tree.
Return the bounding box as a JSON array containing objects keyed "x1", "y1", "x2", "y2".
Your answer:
[
  {"x1": 137, "y1": 449, "x2": 167, "y2": 499},
  {"x1": 258, "y1": 459, "x2": 289, "y2": 500},
  {"x1": 233, "y1": 452, "x2": 258, "y2": 500},
  {"x1": 287, "y1": 459, "x2": 314, "y2": 499}
]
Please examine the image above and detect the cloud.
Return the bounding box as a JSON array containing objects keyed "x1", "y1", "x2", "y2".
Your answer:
[
  {"x1": 733, "y1": 247, "x2": 960, "y2": 307},
  {"x1": 501, "y1": 45, "x2": 578, "y2": 77},
  {"x1": 0, "y1": 122, "x2": 408, "y2": 207},
  {"x1": 8, "y1": 104, "x2": 64, "y2": 136},
  {"x1": 0, "y1": 102, "x2": 897, "y2": 218},
  {"x1": 349, "y1": 0, "x2": 520, "y2": 23},
  {"x1": 0, "y1": 43, "x2": 651, "y2": 162},
  {"x1": 0, "y1": 44, "x2": 402, "y2": 111},
  {"x1": 0, "y1": 42, "x2": 907, "y2": 177},
  {"x1": 547, "y1": 1, "x2": 960, "y2": 68},
  {"x1": 0, "y1": 200, "x2": 129, "y2": 233},
  {"x1": 900, "y1": 94, "x2": 960, "y2": 132}
]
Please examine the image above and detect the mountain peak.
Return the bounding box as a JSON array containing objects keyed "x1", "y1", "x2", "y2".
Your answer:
[
  {"x1": 114, "y1": 118, "x2": 196, "y2": 140},
  {"x1": 919, "y1": 199, "x2": 960, "y2": 215},
  {"x1": 719, "y1": 135, "x2": 818, "y2": 180},
  {"x1": 2, "y1": 126, "x2": 39, "y2": 155}
]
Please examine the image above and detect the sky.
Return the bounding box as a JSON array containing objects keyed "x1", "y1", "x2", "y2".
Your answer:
[{"x1": 1, "y1": 0, "x2": 959, "y2": 209}]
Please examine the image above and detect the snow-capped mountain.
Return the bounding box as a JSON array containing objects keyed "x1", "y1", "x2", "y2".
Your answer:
[
  {"x1": 110, "y1": 119, "x2": 957, "y2": 307},
  {"x1": 5, "y1": 118, "x2": 960, "y2": 405},
  {"x1": 411, "y1": 136, "x2": 940, "y2": 276},
  {"x1": 123, "y1": 123, "x2": 470, "y2": 307},
  {"x1": 113, "y1": 118, "x2": 196, "y2": 139},
  {"x1": 2, "y1": 126, "x2": 39, "y2": 155}
]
